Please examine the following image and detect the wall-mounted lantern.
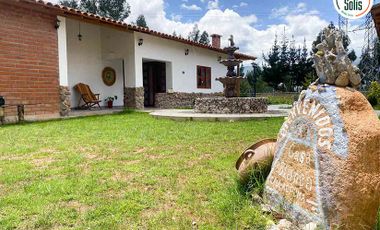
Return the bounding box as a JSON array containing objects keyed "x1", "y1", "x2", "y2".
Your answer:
[
  {"x1": 138, "y1": 38, "x2": 144, "y2": 46},
  {"x1": 185, "y1": 49, "x2": 189, "y2": 56},
  {"x1": 55, "y1": 19, "x2": 61, "y2": 29},
  {"x1": 78, "y1": 23, "x2": 82, "y2": 41}
]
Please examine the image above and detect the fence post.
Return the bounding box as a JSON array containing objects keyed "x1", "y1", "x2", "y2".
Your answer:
[{"x1": 17, "y1": 105, "x2": 24, "y2": 123}]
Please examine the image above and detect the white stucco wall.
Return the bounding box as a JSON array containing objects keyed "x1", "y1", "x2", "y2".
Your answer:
[
  {"x1": 134, "y1": 32, "x2": 227, "y2": 93},
  {"x1": 66, "y1": 19, "x2": 128, "y2": 107},
  {"x1": 64, "y1": 18, "x2": 229, "y2": 108}
]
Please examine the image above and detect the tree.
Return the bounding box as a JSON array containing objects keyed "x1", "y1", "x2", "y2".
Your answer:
[
  {"x1": 312, "y1": 22, "x2": 356, "y2": 62},
  {"x1": 188, "y1": 24, "x2": 200, "y2": 42},
  {"x1": 97, "y1": 0, "x2": 130, "y2": 21},
  {"x1": 60, "y1": 0, "x2": 130, "y2": 21},
  {"x1": 262, "y1": 35, "x2": 284, "y2": 89},
  {"x1": 136, "y1": 15, "x2": 148, "y2": 28},
  {"x1": 80, "y1": 0, "x2": 97, "y2": 14},
  {"x1": 359, "y1": 38, "x2": 380, "y2": 85},
  {"x1": 246, "y1": 66, "x2": 272, "y2": 93},
  {"x1": 199, "y1": 31, "x2": 210, "y2": 45},
  {"x1": 262, "y1": 34, "x2": 315, "y2": 91},
  {"x1": 59, "y1": 0, "x2": 78, "y2": 8},
  {"x1": 172, "y1": 31, "x2": 177, "y2": 37}
]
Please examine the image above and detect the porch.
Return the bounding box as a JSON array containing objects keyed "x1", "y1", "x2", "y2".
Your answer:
[{"x1": 57, "y1": 17, "x2": 176, "y2": 112}]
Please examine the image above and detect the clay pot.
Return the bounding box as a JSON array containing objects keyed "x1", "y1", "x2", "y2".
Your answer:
[
  {"x1": 107, "y1": 100, "x2": 113, "y2": 108},
  {"x1": 236, "y1": 138, "x2": 277, "y2": 182}
]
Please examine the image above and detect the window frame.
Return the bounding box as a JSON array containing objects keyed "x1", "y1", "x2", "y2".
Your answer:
[{"x1": 196, "y1": 65, "x2": 211, "y2": 89}]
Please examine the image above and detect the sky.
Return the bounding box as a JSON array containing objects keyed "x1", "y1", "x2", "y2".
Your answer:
[{"x1": 49, "y1": 0, "x2": 379, "y2": 65}]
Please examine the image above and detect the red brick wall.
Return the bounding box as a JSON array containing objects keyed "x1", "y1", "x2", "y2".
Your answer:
[{"x1": 0, "y1": 2, "x2": 59, "y2": 118}]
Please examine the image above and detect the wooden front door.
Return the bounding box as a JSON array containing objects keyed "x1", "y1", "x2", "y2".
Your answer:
[{"x1": 143, "y1": 62, "x2": 166, "y2": 107}]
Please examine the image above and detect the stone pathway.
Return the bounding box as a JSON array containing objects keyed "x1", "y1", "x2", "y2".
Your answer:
[
  {"x1": 149, "y1": 104, "x2": 380, "y2": 122},
  {"x1": 149, "y1": 108, "x2": 288, "y2": 122}
]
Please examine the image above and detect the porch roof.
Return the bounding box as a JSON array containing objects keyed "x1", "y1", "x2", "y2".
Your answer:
[
  {"x1": 9, "y1": 0, "x2": 256, "y2": 61},
  {"x1": 372, "y1": 3, "x2": 380, "y2": 37}
]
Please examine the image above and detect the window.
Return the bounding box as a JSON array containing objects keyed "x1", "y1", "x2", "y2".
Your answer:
[{"x1": 197, "y1": 66, "x2": 211, "y2": 89}]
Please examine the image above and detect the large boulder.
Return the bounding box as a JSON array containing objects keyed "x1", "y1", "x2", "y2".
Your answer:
[{"x1": 264, "y1": 85, "x2": 380, "y2": 229}]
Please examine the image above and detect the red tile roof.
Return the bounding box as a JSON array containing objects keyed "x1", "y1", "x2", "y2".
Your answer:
[{"x1": 12, "y1": 0, "x2": 256, "y2": 60}]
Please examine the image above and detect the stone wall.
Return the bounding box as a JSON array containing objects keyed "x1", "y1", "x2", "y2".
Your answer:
[
  {"x1": 194, "y1": 97, "x2": 268, "y2": 114},
  {"x1": 155, "y1": 92, "x2": 222, "y2": 109},
  {"x1": 124, "y1": 87, "x2": 144, "y2": 110},
  {"x1": 59, "y1": 86, "x2": 71, "y2": 116}
]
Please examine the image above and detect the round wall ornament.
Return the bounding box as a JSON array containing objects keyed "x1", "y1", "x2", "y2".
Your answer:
[{"x1": 102, "y1": 67, "x2": 116, "y2": 86}]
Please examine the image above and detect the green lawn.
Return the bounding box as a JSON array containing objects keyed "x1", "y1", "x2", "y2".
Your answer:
[
  {"x1": 0, "y1": 112, "x2": 283, "y2": 229},
  {"x1": 267, "y1": 95, "x2": 295, "y2": 105}
]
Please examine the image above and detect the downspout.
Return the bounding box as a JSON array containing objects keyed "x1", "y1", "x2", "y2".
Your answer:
[{"x1": 122, "y1": 59, "x2": 126, "y2": 107}]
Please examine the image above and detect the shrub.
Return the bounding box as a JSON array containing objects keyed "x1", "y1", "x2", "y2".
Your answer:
[
  {"x1": 368, "y1": 94, "x2": 378, "y2": 106},
  {"x1": 367, "y1": 81, "x2": 380, "y2": 106}
]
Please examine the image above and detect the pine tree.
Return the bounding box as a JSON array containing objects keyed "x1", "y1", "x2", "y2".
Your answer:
[
  {"x1": 59, "y1": 0, "x2": 78, "y2": 8},
  {"x1": 80, "y1": 0, "x2": 97, "y2": 14},
  {"x1": 188, "y1": 24, "x2": 200, "y2": 42},
  {"x1": 97, "y1": 0, "x2": 130, "y2": 21},
  {"x1": 68, "y1": 0, "x2": 130, "y2": 21},
  {"x1": 199, "y1": 31, "x2": 210, "y2": 45},
  {"x1": 359, "y1": 38, "x2": 380, "y2": 84},
  {"x1": 262, "y1": 35, "x2": 284, "y2": 88},
  {"x1": 136, "y1": 15, "x2": 148, "y2": 28},
  {"x1": 172, "y1": 31, "x2": 177, "y2": 37}
]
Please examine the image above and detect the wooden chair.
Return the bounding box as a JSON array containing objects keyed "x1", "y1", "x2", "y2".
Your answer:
[{"x1": 74, "y1": 83, "x2": 101, "y2": 109}]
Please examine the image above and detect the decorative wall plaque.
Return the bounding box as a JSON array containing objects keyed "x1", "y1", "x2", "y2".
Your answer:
[{"x1": 102, "y1": 67, "x2": 116, "y2": 86}]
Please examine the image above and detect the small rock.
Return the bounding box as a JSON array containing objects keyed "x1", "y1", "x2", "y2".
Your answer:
[
  {"x1": 303, "y1": 222, "x2": 318, "y2": 230},
  {"x1": 349, "y1": 72, "x2": 361, "y2": 86},
  {"x1": 335, "y1": 71, "x2": 349, "y2": 87},
  {"x1": 267, "y1": 219, "x2": 295, "y2": 230},
  {"x1": 251, "y1": 193, "x2": 263, "y2": 204},
  {"x1": 260, "y1": 203, "x2": 272, "y2": 213}
]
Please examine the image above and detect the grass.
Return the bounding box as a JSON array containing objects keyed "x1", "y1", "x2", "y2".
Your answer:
[
  {"x1": 267, "y1": 95, "x2": 295, "y2": 105},
  {"x1": 0, "y1": 112, "x2": 283, "y2": 229}
]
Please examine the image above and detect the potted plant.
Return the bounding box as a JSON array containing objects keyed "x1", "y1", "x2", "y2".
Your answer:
[{"x1": 105, "y1": 96, "x2": 118, "y2": 108}]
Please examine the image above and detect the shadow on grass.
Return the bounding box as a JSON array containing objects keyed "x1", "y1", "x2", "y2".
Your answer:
[
  {"x1": 237, "y1": 162, "x2": 272, "y2": 197},
  {"x1": 0, "y1": 108, "x2": 141, "y2": 128}
]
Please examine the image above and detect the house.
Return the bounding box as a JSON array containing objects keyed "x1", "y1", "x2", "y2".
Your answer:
[{"x1": 0, "y1": 0, "x2": 255, "y2": 122}]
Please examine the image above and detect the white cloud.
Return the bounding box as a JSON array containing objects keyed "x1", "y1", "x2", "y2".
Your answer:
[
  {"x1": 271, "y1": 2, "x2": 317, "y2": 18},
  {"x1": 271, "y1": 6, "x2": 289, "y2": 18},
  {"x1": 240, "y1": 2, "x2": 248, "y2": 7},
  {"x1": 181, "y1": 3, "x2": 202, "y2": 11},
  {"x1": 207, "y1": 0, "x2": 219, "y2": 10},
  {"x1": 233, "y1": 2, "x2": 248, "y2": 8},
  {"x1": 170, "y1": 13, "x2": 182, "y2": 21},
  {"x1": 297, "y1": 2, "x2": 306, "y2": 11}
]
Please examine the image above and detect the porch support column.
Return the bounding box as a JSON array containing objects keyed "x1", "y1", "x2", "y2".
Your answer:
[
  {"x1": 57, "y1": 16, "x2": 71, "y2": 116},
  {"x1": 123, "y1": 35, "x2": 144, "y2": 110},
  {"x1": 58, "y1": 16, "x2": 68, "y2": 86}
]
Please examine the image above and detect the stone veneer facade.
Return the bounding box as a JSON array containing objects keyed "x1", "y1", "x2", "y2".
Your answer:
[
  {"x1": 155, "y1": 92, "x2": 223, "y2": 109},
  {"x1": 194, "y1": 97, "x2": 268, "y2": 114},
  {"x1": 59, "y1": 86, "x2": 71, "y2": 116},
  {"x1": 124, "y1": 87, "x2": 144, "y2": 110}
]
